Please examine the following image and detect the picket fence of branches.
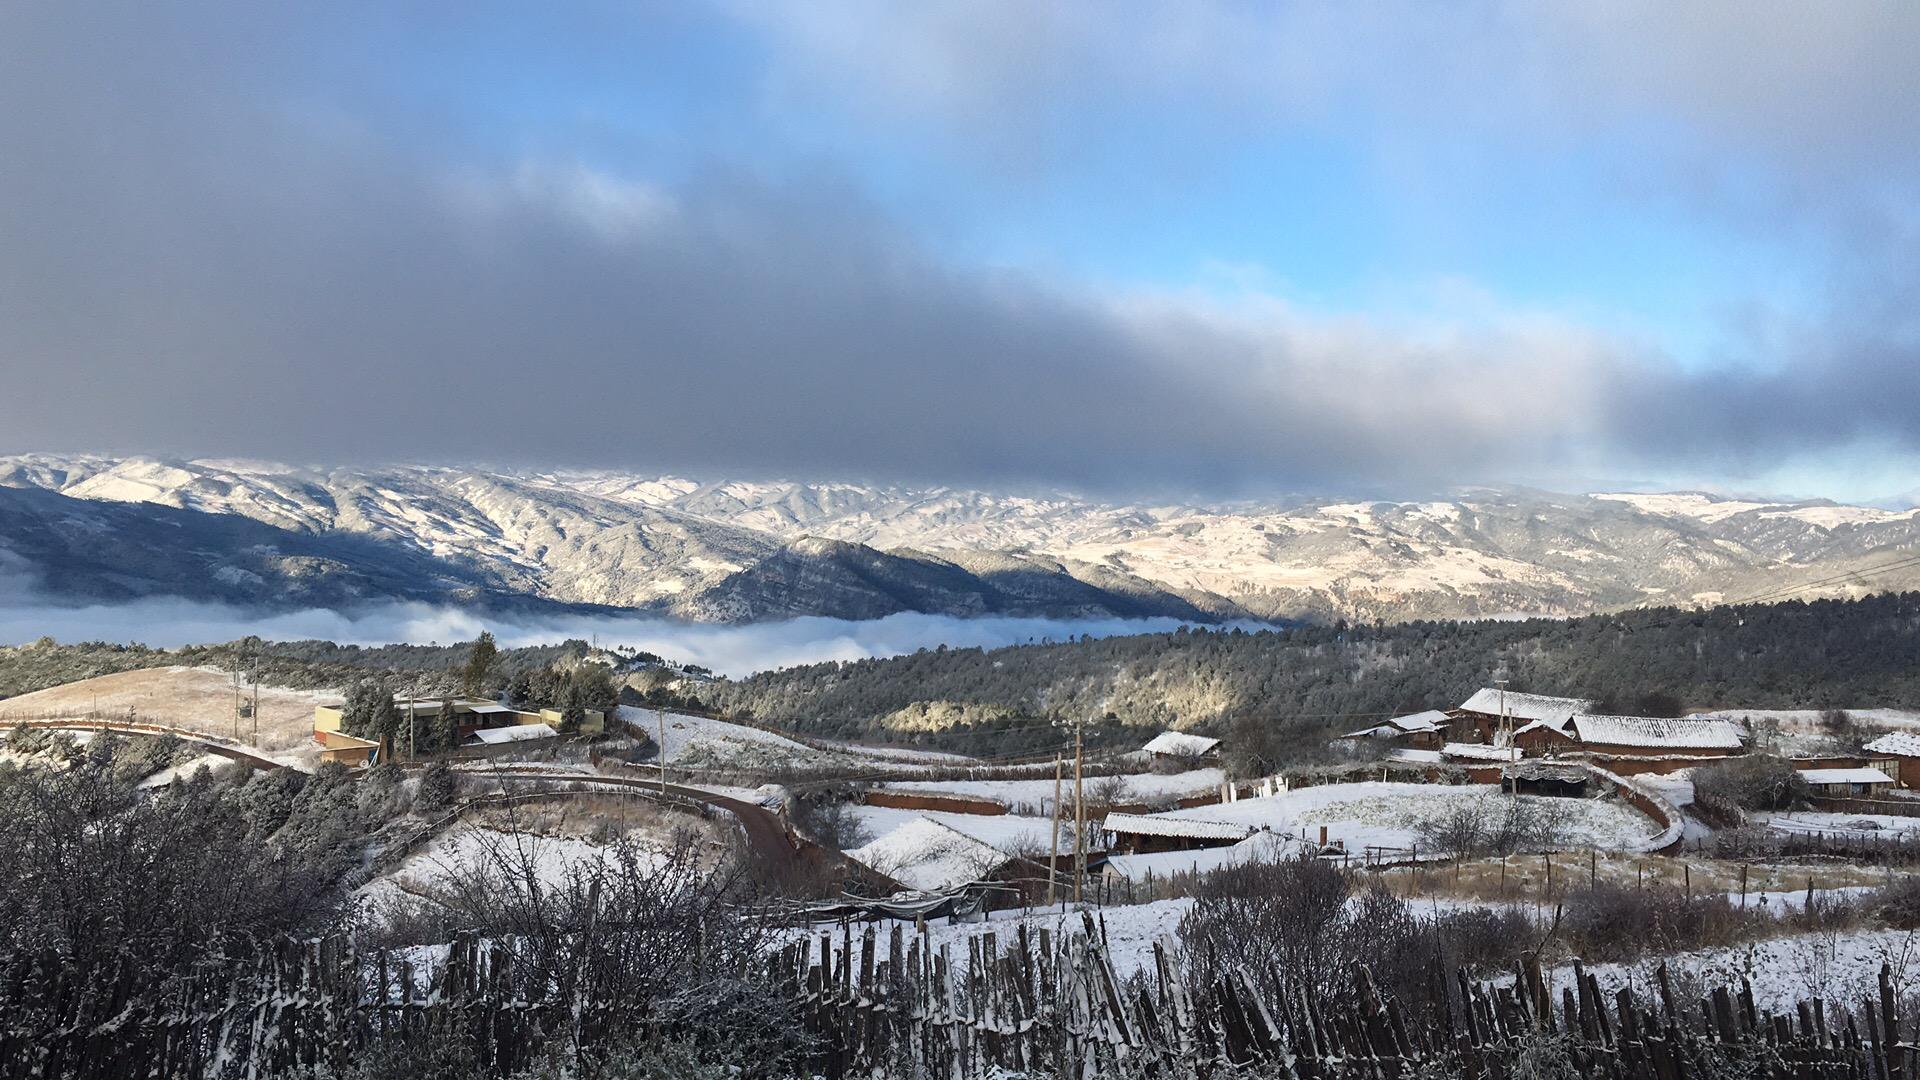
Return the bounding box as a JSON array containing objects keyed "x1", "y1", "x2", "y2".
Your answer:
[
  {"x1": 780, "y1": 910, "x2": 1918, "y2": 1078},
  {"x1": 3, "y1": 912, "x2": 1918, "y2": 1078}
]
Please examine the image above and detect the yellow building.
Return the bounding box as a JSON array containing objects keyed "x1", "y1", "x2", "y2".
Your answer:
[
  {"x1": 313, "y1": 697, "x2": 603, "y2": 762},
  {"x1": 538, "y1": 707, "x2": 606, "y2": 735}
]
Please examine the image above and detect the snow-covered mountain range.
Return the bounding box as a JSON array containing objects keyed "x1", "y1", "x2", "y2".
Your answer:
[{"x1": 3, "y1": 454, "x2": 1918, "y2": 624}]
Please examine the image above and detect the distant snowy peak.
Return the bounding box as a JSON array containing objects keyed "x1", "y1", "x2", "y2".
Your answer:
[
  {"x1": 1591, "y1": 490, "x2": 1920, "y2": 529},
  {"x1": 3, "y1": 454, "x2": 1919, "y2": 625}
]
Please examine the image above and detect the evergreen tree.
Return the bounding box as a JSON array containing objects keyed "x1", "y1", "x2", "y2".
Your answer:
[
  {"x1": 415, "y1": 761, "x2": 455, "y2": 810},
  {"x1": 461, "y1": 631, "x2": 498, "y2": 698},
  {"x1": 556, "y1": 679, "x2": 586, "y2": 734},
  {"x1": 505, "y1": 670, "x2": 533, "y2": 709},
  {"x1": 433, "y1": 698, "x2": 461, "y2": 752},
  {"x1": 341, "y1": 678, "x2": 400, "y2": 747}
]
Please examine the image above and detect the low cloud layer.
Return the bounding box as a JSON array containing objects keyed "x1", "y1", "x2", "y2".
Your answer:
[
  {"x1": 3, "y1": 2, "x2": 1918, "y2": 499},
  {"x1": 0, "y1": 598, "x2": 1210, "y2": 678}
]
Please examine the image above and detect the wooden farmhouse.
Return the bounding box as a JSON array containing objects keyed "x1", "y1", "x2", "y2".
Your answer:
[
  {"x1": 1102, "y1": 811, "x2": 1250, "y2": 854},
  {"x1": 1341, "y1": 710, "x2": 1446, "y2": 750},
  {"x1": 1450, "y1": 689, "x2": 1595, "y2": 744},
  {"x1": 1862, "y1": 733, "x2": 1920, "y2": 788},
  {"x1": 1512, "y1": 713, "x2": 1744, "y2": 759}
]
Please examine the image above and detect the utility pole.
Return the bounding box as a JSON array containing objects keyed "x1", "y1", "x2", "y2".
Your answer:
[
  {"x1": 657, "y1": 706, "x2": 667, "y2": 794},
  {"x1": 1494, "y1": 665, "x2": 1513, "y2": 795},
  {"x1": 1047, "y1": 755, "x2": 1063, "y2": 907},
  {"x1": 1073, "y1": 715, "x2": 1086, "y2": 904},
  {"x1": 249, "y1": 647, "x2": 259, "y2": 747},
  {"x1": 231, "y1": 669, "x2": 241, "y2": 741}
]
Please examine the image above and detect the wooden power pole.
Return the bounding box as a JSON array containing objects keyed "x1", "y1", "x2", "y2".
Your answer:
[
  {"x1": 1047, "y1": 755, "x2": 1063, "y2": 906},
  {"x1": 1073, "y1": 715, "x2": 1086, "y2": 904}
]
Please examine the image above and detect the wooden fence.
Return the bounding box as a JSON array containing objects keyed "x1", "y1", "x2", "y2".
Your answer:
[
  {"x1": 781, "y1": 911, "x2": 1920, "y2": 1078},
  {"x1": 6, "y1": 914, "x2": 1920, "y2": 1078}
]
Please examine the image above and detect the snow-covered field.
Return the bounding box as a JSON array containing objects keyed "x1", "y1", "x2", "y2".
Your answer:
[
  {"x1": 845, "y1": 818, "x2": 1014, "y2": 892},
  {"x1": 880, "y1": 768, "x2": 1225, "y2": 814},
  {"x1": 626, "y1": 707, "x2": 974, "y2": 772},
  {"x1": 1155, "y1": 782, "x2": 1660, "y2": 853},
  {"x1": 0, "y1": 665, "x2": 337, "y2": 754},
  {"x1": 626, "y1": 707, "x2": 818, "y2": 766},
  {"x1": 1693, "y1": 708, "x2": 1920, "y2": 731},
  {"x1": 1543, "y1": 927, "x2": 1920, "y2": 1016},
  {"x1": 360, "y1": 826, "x2": 628, "y2": 908},
  {"x1": 849, "y1": 804, "x2": 1065, "y2": 857},
  {"x1": 1761, "y1": 811, "x2": 1920, "y2": 839}
]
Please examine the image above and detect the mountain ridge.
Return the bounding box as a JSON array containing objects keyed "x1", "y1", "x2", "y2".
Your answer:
[{"x1": 2, "y1": 453, "x2": 1918, "y2": 624}]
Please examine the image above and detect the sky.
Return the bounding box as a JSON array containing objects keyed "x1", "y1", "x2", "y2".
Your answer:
[{"x1": 3, "y1": 2, "x2": 1919, "y2": 503}]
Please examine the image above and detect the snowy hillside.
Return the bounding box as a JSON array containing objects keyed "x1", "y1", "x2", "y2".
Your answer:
[{"x1": 6, "y1": 454, "x2": 1920, "y2": 624}]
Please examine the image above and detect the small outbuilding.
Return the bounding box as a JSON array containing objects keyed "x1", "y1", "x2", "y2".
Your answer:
[
  {"x1": 467, "y1": 722, "x2": 559, "y2": 746},
  {"x1": 1342, "y1": 710, "x2": 1447, "y2": 750},
  {"x1": 1102, "y1": 811, "x2": 1250, "y2": 854},
  {"x1": 1798, "y1": 767, "x2": 1894, "y2": 797},
  {"x1": 1142, "y1": 731, "x2": 1223, "y2": 768},
  {"x1": 1862, "y1": 733, "x2": 1920, "y2": 788}
]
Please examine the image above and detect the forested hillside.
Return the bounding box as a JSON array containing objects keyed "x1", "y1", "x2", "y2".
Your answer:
[{"x1": 703, "y1": 592, "x2": 1920, "y2": 754}]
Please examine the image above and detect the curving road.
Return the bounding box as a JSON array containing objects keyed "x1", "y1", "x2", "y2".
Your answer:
[
  {"x1": 470, "y1": 769, "x2": 874, "y2": 884},
  {"x1": 1, "y1": 717, "x2": 291, "y2": 770}
]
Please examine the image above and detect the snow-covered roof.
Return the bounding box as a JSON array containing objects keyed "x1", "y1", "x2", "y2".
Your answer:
[
  {"x1": 844, "y1": 817, "x2": 1011, "y2": 893},
  {"x1": 1440, "y1": 742, "x2": 1519, "y2": 762},
  {"x1": 1348, "y1": 710, "x2": 1449, "y2": 739},
  {"x1": 1142, "y1": 731, "x2": 1222, "y2": 757},
  {"x1": 395, "y1": 696, "x2": 494, "y2": 710},
  {"x1": 1104, "y1": 831, "x2": 1305, "y2": 881},
  {"x1": 1388, "y1": 710, "x2": 1448, "y2": 732},
  {"x1": 1102, "y1": 811, "x2": 1250, "y2": 842},
  {"x1": 1798, "y1": 767, "x2": 1892, "y2": 786},
  {"x1": 1389, "y1": 748, "x2": 1445, "y2": 764},
  {"x1": 470, "y1": 722, "x2": 558, "y2": 745},
  {"x1": 1865, "y1": 733, "x2": 1920, "y2": 757},
  {"x1": 1457, "y1": 689, "x2": 1594, "y2": 724},
  {"x1": 1568, "y1": 714, "x2": 1744, "y2": 750},
  {"x1": 466, "y1": 703, "x2": 519, "y2": 715},
  {"x1": 1512, "y1": 719, "x2": 1576, "y2": 740}
]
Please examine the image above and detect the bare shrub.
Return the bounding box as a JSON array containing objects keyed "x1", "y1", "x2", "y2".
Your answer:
[
  {"x1": 1431, "y1": 906, "x2": 1537, "y2": 974},
  {"x1": 1561, "y1": 885, "x2": 1749, "y2": 962},
  {"x1": 1182, "y1": 855, "x2": 1352, "y2": 998},
  {"x1": 789, "y1": 795, "x2": 872, "y2": 852},
  {"x1": 1820, "y1": 708, "x2": 1859, "y2": 743},
  {"x1": 1415, "y1": 794, "x2": 1573, "y2": 858},
  {"x1": 1181, "y1": 857, "x2": 1448, "y2": 1014},
  {"x1": 1872, "y1": 875, "x2": 1920, "y2": 929},
  {"x1": 1089, "y1": 773, "x2": 1134, "y2": 809},
  {"x1": 410, "y1": 820, "x2": 811, "y2": 1071},
  {"x1": 1691, "y1": 755, "x2": 1808, "y2": 813}
]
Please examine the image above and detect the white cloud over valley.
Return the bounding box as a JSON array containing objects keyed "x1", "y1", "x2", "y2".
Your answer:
[{"x1": 0, "y1": 599, "x2": 1212, "y2": 678}]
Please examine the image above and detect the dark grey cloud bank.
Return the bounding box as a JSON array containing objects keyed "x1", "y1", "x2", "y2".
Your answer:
[{"x1": 2, "y1": 1, "x2": 1918, "y2": 499}]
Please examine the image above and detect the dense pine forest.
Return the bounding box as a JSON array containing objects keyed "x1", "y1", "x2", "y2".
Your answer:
[
  {"x1": 5, "y1": 593, "x2": 1917, "y2": 760},
  {"x1": 701, "y1": 593, "x2": 1920, "y2": 754}
]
